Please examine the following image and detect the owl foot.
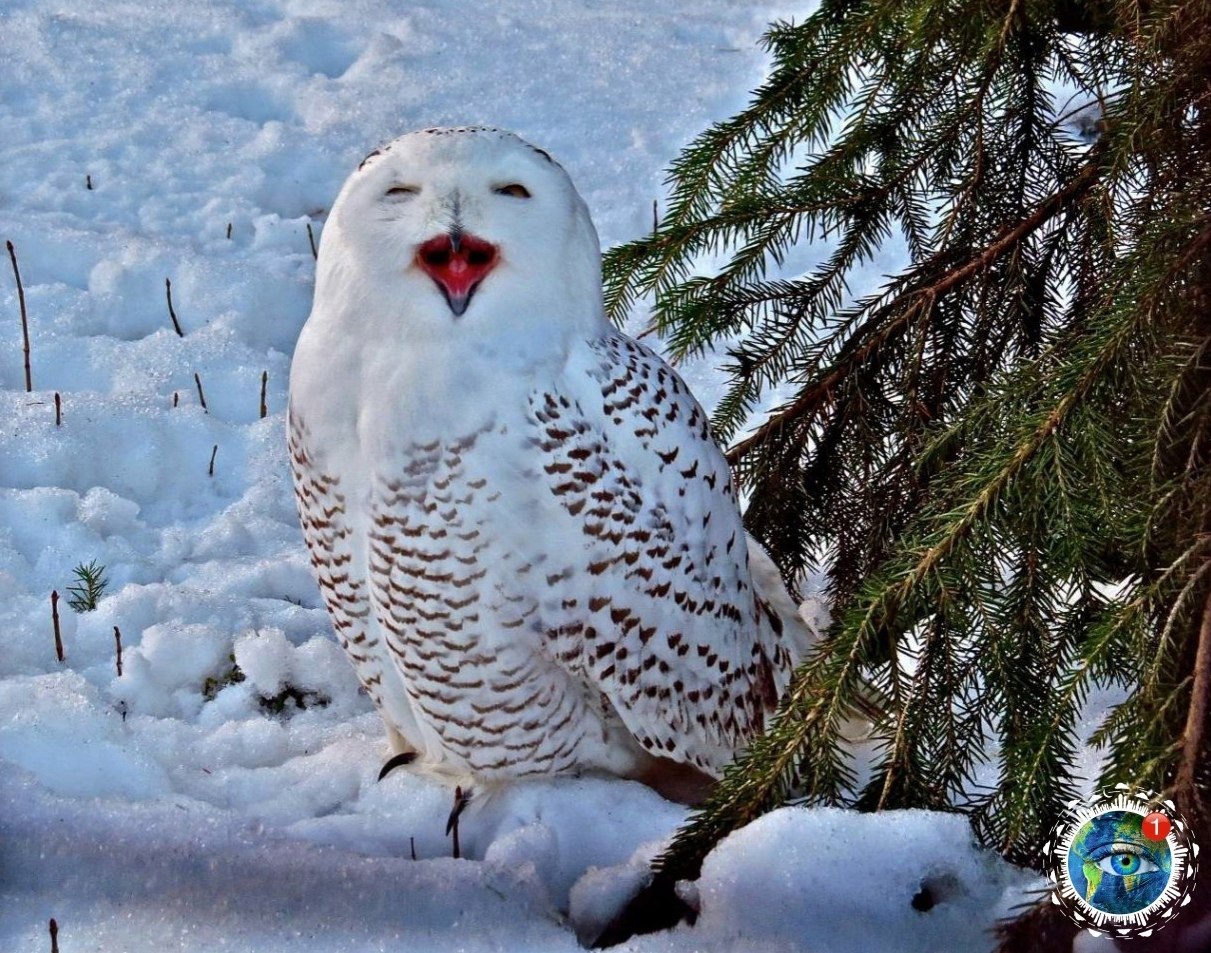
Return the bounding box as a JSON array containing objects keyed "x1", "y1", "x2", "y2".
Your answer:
[
  {"x1": 445, "y1": 785, "x2": 472, "y2": 859},
  {"x1": 377, "y1": 751, "x2": 417, "y2": 782}
]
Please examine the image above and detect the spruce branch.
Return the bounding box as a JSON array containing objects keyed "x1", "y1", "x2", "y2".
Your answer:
[
  {"x1": 600, "y1": 1, "x2": 1211, "y2": 945},
  {"x1": 724, "y1": 152, "x2": 1104, "y2": 472}
]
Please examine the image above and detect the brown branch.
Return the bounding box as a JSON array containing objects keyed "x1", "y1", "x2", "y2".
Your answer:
[
  {"x1": 7, "y1": 240, "x2": 31, "y2": 391},
  {"x1": 1175, "y1": 579, "x2": 1211, "y2": 832},
  {"x1": 260, "y1": 370, "x2": 268, "y2": 420},
  {"x1": 724, "y1": 153, "x2": 1104, "y2": 468}
]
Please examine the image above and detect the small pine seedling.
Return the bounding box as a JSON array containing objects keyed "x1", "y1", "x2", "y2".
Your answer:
[{"x1": 66, "y1": 560, "x2": 108, "y2": 612}]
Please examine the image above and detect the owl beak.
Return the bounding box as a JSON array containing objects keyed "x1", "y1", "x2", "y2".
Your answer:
[{"x1": 415, "y1": 231, "x2": 498, "y2": 317}]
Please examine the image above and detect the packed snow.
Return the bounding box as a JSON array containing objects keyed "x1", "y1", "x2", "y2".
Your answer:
[{"x1": 0, "y1": 0, "x2": 1042, "y2": 950}]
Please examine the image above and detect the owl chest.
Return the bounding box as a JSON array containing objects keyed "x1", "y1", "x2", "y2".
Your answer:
[
  {"x1": 360, "y1": 423, "x2": 530, "y2": 617},
  {"x1": 351, "y1": 417, "x2": 617, "y2": 775}
]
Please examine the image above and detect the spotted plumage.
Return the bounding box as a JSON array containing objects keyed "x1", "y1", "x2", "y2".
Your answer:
[{"x1": 288, "y1": 127, "x2": 814, "y2": 799}]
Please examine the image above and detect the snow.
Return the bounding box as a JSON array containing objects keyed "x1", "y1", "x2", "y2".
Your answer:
[{"x1": 0, "y1": 0, "x2": 1041, "y2": 950}]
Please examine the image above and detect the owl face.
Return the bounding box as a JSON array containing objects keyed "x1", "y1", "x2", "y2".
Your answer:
[{"x1": 319, "y1": 127, "x2": 606, "y2": 338}]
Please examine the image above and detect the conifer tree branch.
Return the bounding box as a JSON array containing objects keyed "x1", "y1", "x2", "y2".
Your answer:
[
  {"x1": 1175, "y1": 569, "x2": 1211, "y2": 831},
  {"x1": 725, "y1": 152, "x2": 1104, "y2": 470}
]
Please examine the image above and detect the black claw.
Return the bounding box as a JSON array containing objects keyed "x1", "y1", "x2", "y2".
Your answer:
[
  {"x1": 446, "y1": 785, "x2": 473, "y2": 859},
  {"x1": 445, "y1": 785, "x2": 472, "y2": 836},
  {"x1": 378, "y1": 751, "x2": 417, "y2": 782}
]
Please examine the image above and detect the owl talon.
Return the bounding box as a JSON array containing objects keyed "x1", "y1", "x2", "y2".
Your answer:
[
  {"x1": 377, "y1": 751, "x2": 417, "y2": 782},
  {"x1": 446, "y1": 785, "x2": 472, "y2": 859}
]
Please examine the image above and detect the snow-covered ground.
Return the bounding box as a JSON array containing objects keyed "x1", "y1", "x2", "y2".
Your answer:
[{"x1": 0, "y1": 1, "x2": 1040, "y2": 950}]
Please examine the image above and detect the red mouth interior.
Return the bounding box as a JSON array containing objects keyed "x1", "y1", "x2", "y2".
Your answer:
[{"x1": 416, "y1": 232, "x2": 498, "y2": 306}]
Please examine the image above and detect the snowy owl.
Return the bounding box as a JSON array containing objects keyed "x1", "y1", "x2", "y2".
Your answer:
[{"x1": 288, "y1": 127, "x2": 814, "y2": 805}]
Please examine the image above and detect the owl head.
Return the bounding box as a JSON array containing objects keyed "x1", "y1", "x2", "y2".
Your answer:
[{"x1": 315, "y1": 127, "x2": 607, "y2": 341}]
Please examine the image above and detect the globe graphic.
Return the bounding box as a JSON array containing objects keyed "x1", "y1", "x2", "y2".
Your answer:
[{"x1": 1067, "y1": 810, "x2": 1172, "y2": 915}]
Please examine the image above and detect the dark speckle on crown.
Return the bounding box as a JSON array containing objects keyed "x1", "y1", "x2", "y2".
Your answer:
[{"x1": 358, "y1": 126, "x2": 559, "y2": 173}]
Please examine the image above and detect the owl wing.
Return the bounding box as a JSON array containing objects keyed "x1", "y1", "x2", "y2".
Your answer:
[{"x1": 528, "y1": 331, "x2": 806, "y2": 775}]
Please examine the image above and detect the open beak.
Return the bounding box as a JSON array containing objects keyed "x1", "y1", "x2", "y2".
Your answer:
[{"x1": 415, "y1": 230, "x2": 498, "y2": 317}]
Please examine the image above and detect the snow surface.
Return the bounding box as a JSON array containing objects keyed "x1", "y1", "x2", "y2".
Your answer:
[{"x1": 1, "y1": 0, "x2": 1041, "y2": 950}]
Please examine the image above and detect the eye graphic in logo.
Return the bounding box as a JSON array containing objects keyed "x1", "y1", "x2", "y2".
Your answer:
[
  {"x1": 1066, "y1": 810, "x2": 1170, "y2": 914},
  {"x1": 1044, "y1": 786, "x2": 1199, "y2": 939}
]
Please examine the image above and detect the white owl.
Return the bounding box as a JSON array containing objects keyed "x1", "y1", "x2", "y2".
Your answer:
[{"x1": 288, "y1": 127, "x2": 814, "y2": 806}]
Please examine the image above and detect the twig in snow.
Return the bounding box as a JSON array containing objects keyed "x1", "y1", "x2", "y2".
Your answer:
[
  {"x1": 114, "y1": 626, "x2": 123, "y2": 677},
  {"x1": 49, "y1": 918, "x2": 59, "y2": 953},
  {"x1": 226, "y1": 222, "x2": 233, "y2": 240},
  {"x1": 260, "y1": 370, "x2": 268, "y2": 419},
  {"x1": 51, "y1": 590, "x2": 64, "y2": 662},
  {"x1": 172, "y1": 391, "x2": 179, "y2": 408},
  {"x1": 165, "y1": 278, "x2": 184, "y2": 337},
  {"x1": 7, "y1": 240, "x2": 31, "y2": 391},
  {"x1": 208, "y1": 444, "x2": 218, "y2": 477},
  {"x1": 193, "y1": 372, "x2": 208, "y2": 412},
  {"x1": 410, "y1": 836, "x2": 417, "y2": 861},
  {"x1": 54, "y1": 392, "x2": 61, "y2": 426},
  {"x1": 306, "y1": 222, "x2": 318, "y2": 260},
  {"x1": 86, "y1": 174, "x2": 93, "y2": 190}
]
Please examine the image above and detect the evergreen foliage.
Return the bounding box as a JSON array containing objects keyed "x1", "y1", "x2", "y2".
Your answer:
[
  {"x1": 600, "y1": 0, "x2": 1210, "y2": 942},
  {"x1": 66, "y1": 560, "x2": 108, "y2": 612}
]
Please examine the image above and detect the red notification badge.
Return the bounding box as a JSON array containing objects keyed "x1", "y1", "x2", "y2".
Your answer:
[{"x1": 1142, "y1": 811, "x2": 1171, "y2": 841}]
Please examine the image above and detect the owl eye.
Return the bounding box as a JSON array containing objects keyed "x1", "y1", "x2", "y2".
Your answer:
[
  {"x1": 385, "y1": 185, "x2": 419, "y2": 198},
  {"x1": 493, "y1": 183, "x2": 531, "y2": 199}
]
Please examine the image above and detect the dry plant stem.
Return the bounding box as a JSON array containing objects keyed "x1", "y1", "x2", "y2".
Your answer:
[
  {"x1": 165, "y1": 278, "x2": 184, "y2": 337},
  {"x1": 86, "y1": 174, "x2": 93, "y2": 190},
  {"x1": 260, "y1": 370, "x2": 268, "y2": 419},
  {"x1": 194, "y1": 372, "x2": 208, "y2": 412},
  {"x1": 51, "y1": 590, "x2": 64, "y2": 663},
  {"x1": 113, "y1": 626, "x2": 123, "y2": 677},
  {"x1": 226, "y1": 222, "x2": 232, "y2": 239},
  {"x1": 208, "y1": 444, "x2": 218, "y2": 477},
  {"x1": 172, "y1": 391, "x2": 179, "y2": 408},
  {"x1": 306, "y1": 222, "x2": 318, "y2": 259},
  {"x1": 7, "y1": 240, "x2": 31, "y2": 391},
  {"x1": 49, "y1": 918, "x2": 59, "y2": 953},
  {"x1": 54, "y1": 392, "x2": 61, "y2": 426}
]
